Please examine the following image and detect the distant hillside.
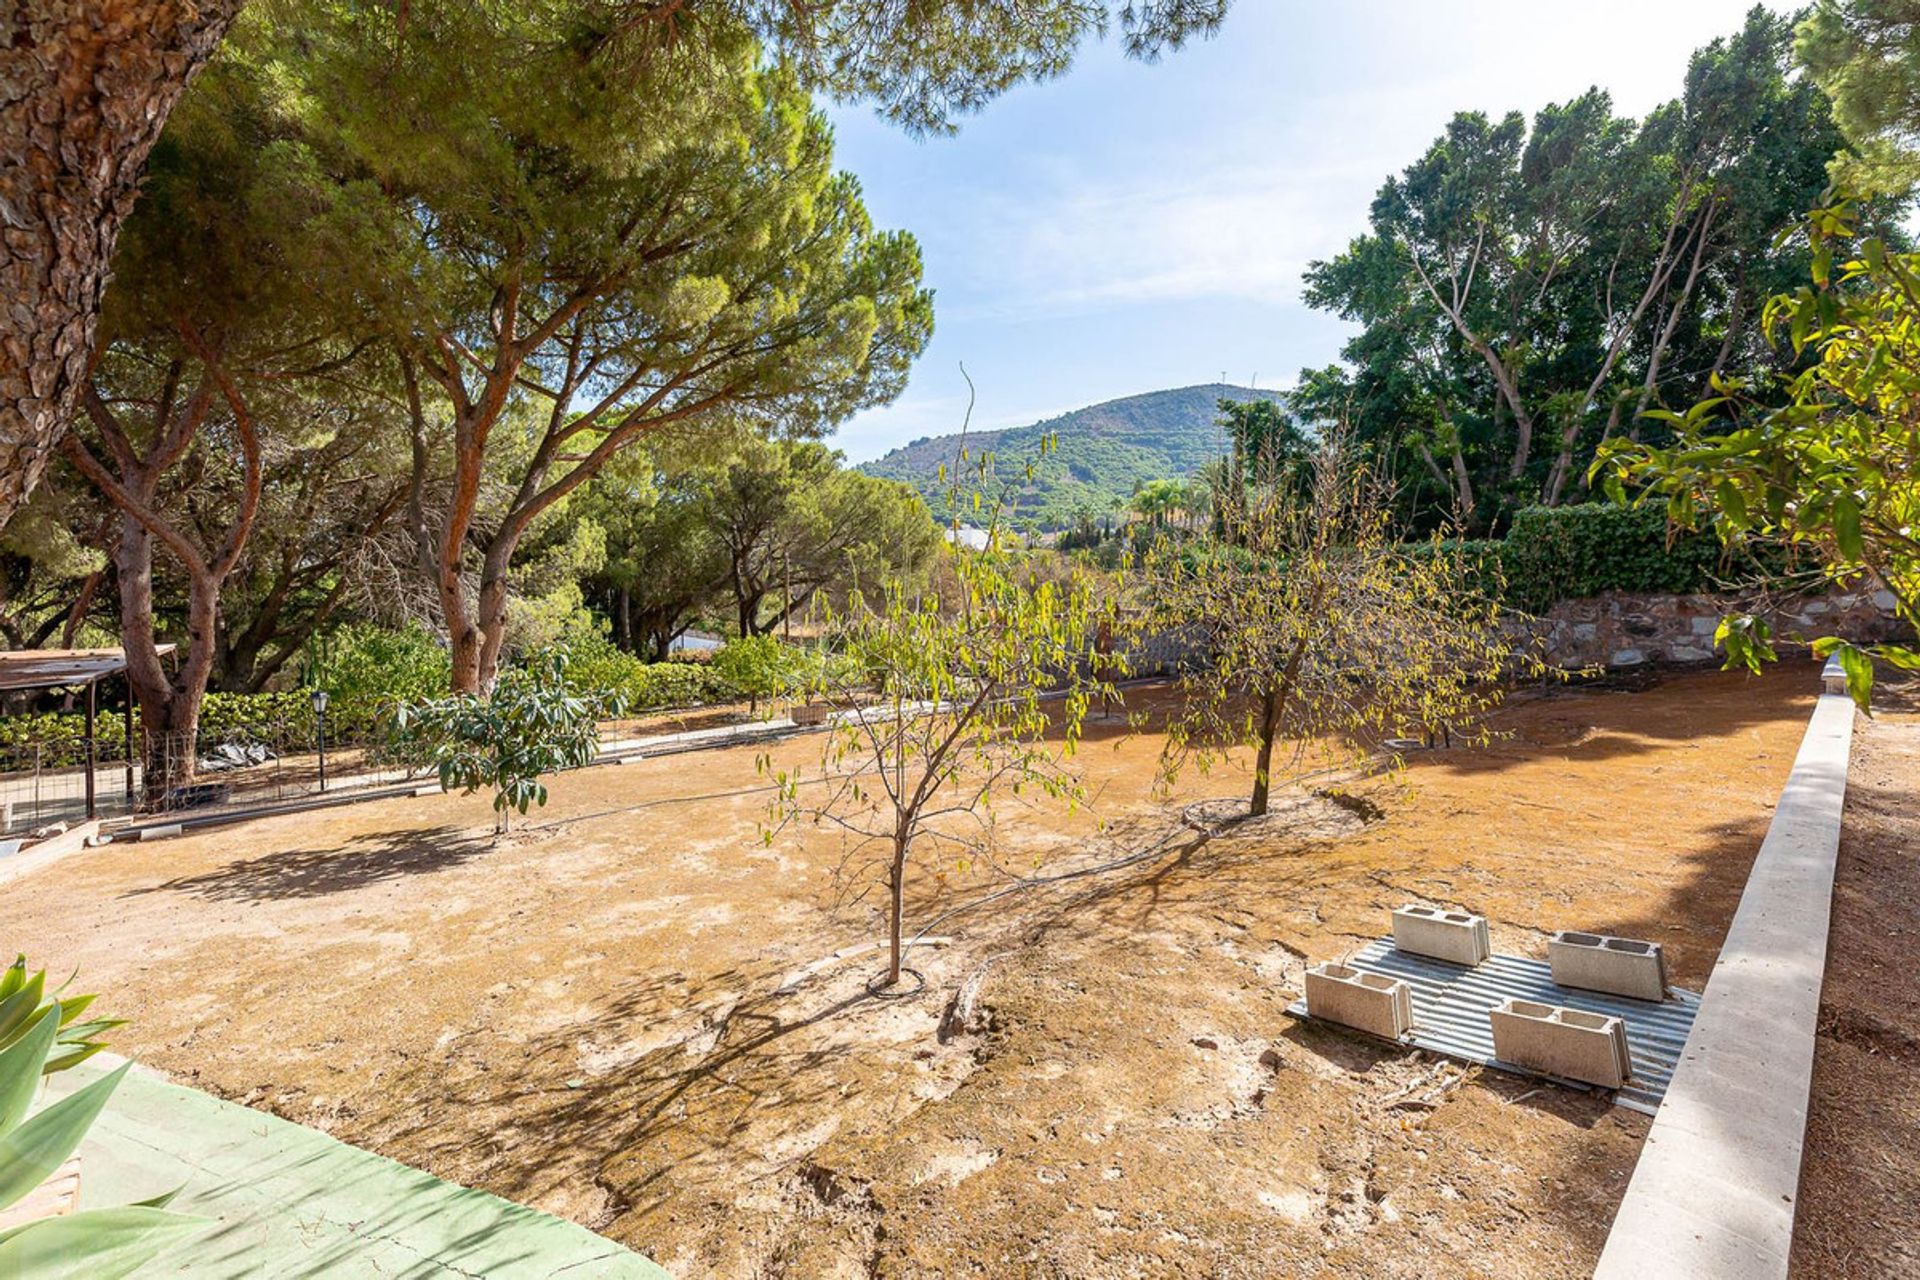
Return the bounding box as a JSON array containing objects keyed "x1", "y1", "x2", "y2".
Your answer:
[{"x1": 859, "y1": 384, "x2": 1274, "y2": 529}]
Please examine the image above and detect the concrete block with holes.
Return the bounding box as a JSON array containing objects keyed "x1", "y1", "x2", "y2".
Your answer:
[
  {"x1": 1489, "y1": 998, "x2": 1632, "y2": 1089},
  {"x1": 1548, "y1": 930, "x2": 1667, "y2": 1002},
  {"x1": 1391, "y1": 905, "x2": 1491, "y2": 966},
  {"x1": 1303, "y1": 962, "x2": 1413, "y2": 1040}
]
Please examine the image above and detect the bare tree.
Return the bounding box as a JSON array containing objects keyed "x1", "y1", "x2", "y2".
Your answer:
[
  {"x1": 765, "y1": 494, "x2": 1119, "y2": 988},
  {"x1": 1137, "y1": 434, "x2": 1528, "y2": 818}
]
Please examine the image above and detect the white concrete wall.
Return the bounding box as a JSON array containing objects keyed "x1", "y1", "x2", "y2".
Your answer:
[{"x1": 1593, "y1": 661, "x2": 1855, "y2": 1279}]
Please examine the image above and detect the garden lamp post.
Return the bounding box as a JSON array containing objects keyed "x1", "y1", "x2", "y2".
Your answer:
[{"x1": 310, "y1": 688, "x2": 330, "y2": 793}]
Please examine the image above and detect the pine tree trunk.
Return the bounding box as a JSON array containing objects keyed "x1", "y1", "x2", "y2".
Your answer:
[
  {"x1": 0, "y1": 1, "x2": 240, "y2": 529},
  {"x1": 115, "y1": 514, "x2": 217, "y2": 807}
]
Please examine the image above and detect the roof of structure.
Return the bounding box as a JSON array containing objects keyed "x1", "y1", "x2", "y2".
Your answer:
[{"x1": 0, "y1": 646, "x2": 175, "y2": 693}]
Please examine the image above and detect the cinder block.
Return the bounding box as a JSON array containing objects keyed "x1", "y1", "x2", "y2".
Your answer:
[
  {"x1": 1391, "y1": 905, "x2": 1491, "y2": 966},
  {"x1": 1548, "y1": 930, "x2": 1667, "y2": 1002},
  {"x1": 1303, "y1": 963, "x2": 1413, "y2": 1040},
  {"x1": 1489, "y1": 998, "x2": 1632, "y2": 1089}
]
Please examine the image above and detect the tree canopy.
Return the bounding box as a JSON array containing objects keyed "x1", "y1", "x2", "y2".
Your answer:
[
  {"x1": 1304, "y1": 9, "x2": 1870, "y2": 532},
  {"x1": 1800, "y1": 0, "x2": 1920, "y2": 193}
]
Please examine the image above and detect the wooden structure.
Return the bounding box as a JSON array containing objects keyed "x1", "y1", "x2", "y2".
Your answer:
[{"x1": 0, "y1": 646, "x2": 174, "y2": 819}]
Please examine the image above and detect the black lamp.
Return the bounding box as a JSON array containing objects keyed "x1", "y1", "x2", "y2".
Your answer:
[{"x1": 310, "y1": 687, "x2": 330, "y2": 793}]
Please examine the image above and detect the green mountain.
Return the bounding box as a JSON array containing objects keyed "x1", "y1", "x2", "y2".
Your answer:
[{"x1": 858, "y1": 383, "x2": 1272, "y2": 530}]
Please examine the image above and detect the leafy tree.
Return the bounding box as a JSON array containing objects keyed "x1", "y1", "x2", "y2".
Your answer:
[
  {"x1": 1597, "y1": 203, "x2": 1920, "y2": 708},
  {"x1": 395, "y1": 649, "x2": 621, "y2": 834},
  {"x1": 226, "y1": 4, "x2": 932, "y2": 693},
  {"x1": 579, "y1": 453, "x2": 733, "y2": 661},
  {"x1": 1136, "y1": 436, "x2": 1523, "y2": 817},
  {"x1": 0, "y1": 0, "x2": 1229, "y2": 532},
  {"x1": 1305, "y1": 10, "x2": 1857, "y2": 526},
  {"x1": 1799, "y1": 0, "x2": 1920, "y2": 193},
  {"x1": 1129, "y1": 477, "x2": 1202, "y2": 530},
  {"x1": 595, "y1": 0, "x2": 1230, "y2": 136},
  {"x1": 765, "y1": 533, "x2": 1119, "y2": 989},
  {"x1": 0, "y1": 484, "x2": 112, "y2": 651},
  {"x1": 207, "y1": 423, "x2": 412, "y2": 693},
  {"x1": 711, "y1": 634, "x2": 803, "y2": 716},
  {"x1": 703, "y1": 438, "x2": 940, "y2": 637},
  {"x1": 61, "y1": 54, "x2": 373, "y2": 802}
]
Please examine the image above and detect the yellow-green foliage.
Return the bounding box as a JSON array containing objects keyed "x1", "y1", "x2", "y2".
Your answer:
[{"x1": 1137, "y1": 439, "x2": 1533, "y2": 816}]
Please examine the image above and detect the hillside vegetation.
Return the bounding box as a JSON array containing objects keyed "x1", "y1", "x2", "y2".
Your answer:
[{"x1": 859, "y1": 384, "x2": 1269, "y2": 528}]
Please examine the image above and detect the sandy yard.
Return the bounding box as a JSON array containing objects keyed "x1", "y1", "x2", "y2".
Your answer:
[{"x1": 3, "y1": 664, "x2": 1830, "y2": 1277}]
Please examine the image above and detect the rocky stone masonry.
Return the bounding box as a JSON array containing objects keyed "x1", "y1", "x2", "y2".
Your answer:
[
  {"x1": 1122, "y1": 585, "x2": 1905, "y2": 678},
  {"x1": 1518, "y1": 585, "x2": 1903, "y2": 672}
]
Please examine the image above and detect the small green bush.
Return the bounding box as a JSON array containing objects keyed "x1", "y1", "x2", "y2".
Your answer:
[
  {"x1": 306, "y1": 622, "x2": 453, "y2": 738},
  {"x1": 710, "y1": 636, "x2": 804, "y2": 714},
  {"x1": 396, "y1": 648, "x2": 621, "y2": 833},
  {"x1": 561, "y1": 629, "x2": 742, "y2": 711}
]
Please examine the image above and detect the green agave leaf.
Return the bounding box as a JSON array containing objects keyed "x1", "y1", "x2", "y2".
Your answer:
[
  {"x1": 42, "y1": 1043, "x2": 108, "y2": 1076},
  {"x1": 0, "y1": 1002, "x2": 60, "y2": 1134},
  {"x1": 0, "y1": 1207, "x2": 209, "y2": 1280},
  {"x1": 0, "y1": 971, "x2": 46, "y2": 1042},
  {"x1": 130, "y1": 1183, "x2": 188, "y2": 1210},
  {"x1": 0, "y1": 958, "x2": 24, "y2": 1002},
  {"x1": 54, "y1": 1018, "x2": 125, "y2": 1043},
  {"x1": 0, "y1": 1060, "x2": 130, "y2": 1211},
  {"x1": 54, "y1": 994, "x2": 95, "y2": 1029}
]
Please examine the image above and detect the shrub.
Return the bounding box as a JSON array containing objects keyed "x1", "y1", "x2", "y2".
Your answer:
[
  {"x1": 560, "y1": 629, "x2": 742, "y2": 711},
  {"x1": 0, "y1": 958, "x2": 210, "y2": 1271},
  {"x1": 395, "y1": 648, "x2": 622, "y2": 833},
  {"x1": 305, "y1": 622, "x2": 453, "y2": 738},
  {"x1": 1496, "y1": 504, "x2": 1732, "y2": 612},
  {"x1": 710, "y1": 635, "x2": 804, "y2": 715}
]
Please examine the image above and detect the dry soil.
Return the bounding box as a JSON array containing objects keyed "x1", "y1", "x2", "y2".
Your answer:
[{"x1": 2, "y1": 664, "x2": 1834, "y2": 1277}]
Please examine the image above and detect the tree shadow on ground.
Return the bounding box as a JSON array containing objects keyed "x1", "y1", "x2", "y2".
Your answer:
[
  {"x1": 128, "y1": 825, "x2": 495, "y2": 902},
  {"x1": 359, "y1": 956, "x2": 894, "y2": 1231}
]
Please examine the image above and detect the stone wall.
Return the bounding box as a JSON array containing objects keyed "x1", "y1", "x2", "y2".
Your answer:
[
  {"x1": 1122, "y1": 587, "x2": 1905, "y2": 678},
  {"x1": 1522, "y1": 586, "x2": 1904, "y2": 671}
]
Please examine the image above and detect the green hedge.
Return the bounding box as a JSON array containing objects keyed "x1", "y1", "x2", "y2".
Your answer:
[
  {"x1": 562, "y1": 632, "x2": 753, "y2": 711},
  {"x1": 1493, "y1": 504, "x2": 1732, "y2": 613},
  {"x1": 0, "y1": 691, "x2": 322, "y2": 770},
  {"x1": 0, "y1": 627, "x2": 763, "y2": 769}
]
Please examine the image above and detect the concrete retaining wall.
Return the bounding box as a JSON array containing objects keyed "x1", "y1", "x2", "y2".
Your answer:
[{"x1": 1593, "y1": 659, "x2": 1856, "y2": 1278}]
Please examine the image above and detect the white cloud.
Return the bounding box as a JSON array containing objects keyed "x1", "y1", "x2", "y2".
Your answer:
[{"x1": 962, "y1": 162, "x2": 1363, "y2": 318}]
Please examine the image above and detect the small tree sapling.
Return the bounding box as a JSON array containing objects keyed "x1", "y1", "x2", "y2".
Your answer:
[{"x1": 395, "y1": 648, "x2": 621, "y2": 834}]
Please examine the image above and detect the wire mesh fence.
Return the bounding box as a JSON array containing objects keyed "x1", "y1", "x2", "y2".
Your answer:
[{"x1": 0, "y1": 719, "x2": 431, "y2": 835}]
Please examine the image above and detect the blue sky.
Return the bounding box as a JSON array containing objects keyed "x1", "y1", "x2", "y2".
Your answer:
[{"x1": 826, "y1": 0, "x2": 1797, "y2": 463}]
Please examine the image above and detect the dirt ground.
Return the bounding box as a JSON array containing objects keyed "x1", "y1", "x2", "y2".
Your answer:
[
  {"x1": 3, "y1": 664, "x2": 1827, "y2": 1277},
  {"x1": 1791, "y1": 678, "x2": 1920, "y2": 1279}
]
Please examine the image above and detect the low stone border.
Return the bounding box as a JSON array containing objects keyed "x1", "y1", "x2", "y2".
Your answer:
[{"x1": 1594, "y1": 658, "x2": 1856, "y2": 1278}]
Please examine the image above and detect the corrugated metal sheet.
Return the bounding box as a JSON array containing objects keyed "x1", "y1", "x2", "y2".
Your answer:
[{"x1": 1286, "y1": 936, "x2": 1700, "y2": 1116}]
